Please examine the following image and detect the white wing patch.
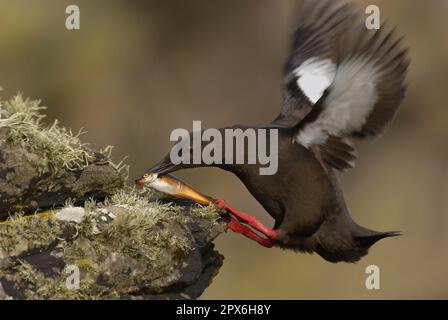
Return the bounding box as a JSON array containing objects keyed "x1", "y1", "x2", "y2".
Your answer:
[
  {"x1": 293, "y1": 58, "x2": 336, "y2": 104},
  {"x1": 294, "y1": 55, "x2": 381, "y2": 147}
]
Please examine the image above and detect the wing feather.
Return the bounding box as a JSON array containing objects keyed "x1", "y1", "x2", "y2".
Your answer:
[
  {"x1": 291, "y1": 5, "x2": 409, "y2": 171},
  {"x1": 273, "y1": 0, "x2": 358, "y2": 127}
]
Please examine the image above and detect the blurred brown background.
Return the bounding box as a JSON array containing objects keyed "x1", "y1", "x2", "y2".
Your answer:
[{"x1": 0, "y1": 0, "x2": 446, "y2": 299}]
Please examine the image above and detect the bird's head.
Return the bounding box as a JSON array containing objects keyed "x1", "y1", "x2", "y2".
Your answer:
[
  {"x1": 141, "y1": 130, "x2": 214, "y2": 178},
  {"x1": 140, "y1": 124, "x2": 279, "y2": 179}
]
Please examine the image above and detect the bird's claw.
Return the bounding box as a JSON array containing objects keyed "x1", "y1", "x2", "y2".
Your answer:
[{"x1": 215, "y1": 199, "x2": 277, "y2": 247}]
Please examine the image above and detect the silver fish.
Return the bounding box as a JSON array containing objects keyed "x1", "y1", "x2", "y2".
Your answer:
[{"x1": 135, "y1": 173, "x2": 213, "y2": 206}]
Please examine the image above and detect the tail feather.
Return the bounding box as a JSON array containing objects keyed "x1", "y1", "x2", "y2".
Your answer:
[
  {"x1": 314, "y1": 227, "x2": 401, "y2": 263},
  {"x1": 354, "y1": 229, "x2": 402, "y2": 248}
]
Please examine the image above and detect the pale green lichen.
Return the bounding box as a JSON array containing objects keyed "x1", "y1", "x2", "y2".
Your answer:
[
  {"x1": 190, "y1": 204, "x2": 221, "y2": 222},
  {"x1": 99, "y1": 145, "x2": 130, "y2": 180},
  {"x1": 85, "y1": 190, "x2": 195, "y2": 261},
  {"x1": 104, "y1": 187, "x2": 157, "y2": 207},
  {"x1": 104, "y1": 187, "x2": 221, "y2": 224},
  {"x1": 0, "y1": 187, "x2": 224, "y2": 299},
  {"x1": 13, "y1": 259, "x2": 104, "y2": 300},
  {"x1": 0, "y1": 94, "x2": 90, "y2": 174},
  {"x1": 0, "y1": 212, "x2": 60, "y2": 255},
  {"x1": 74, "y1": 189, "x2": 221, "y2": 275},
  {"x1": 0, "y1": 92, "x2": 127, "y2": 177}
]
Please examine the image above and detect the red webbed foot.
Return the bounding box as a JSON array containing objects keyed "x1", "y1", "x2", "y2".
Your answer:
[
  {"x1": 215, "y1": 199, "x2": 277, "y2": 246},
  {"x1": 227, "y1": 217, "x2": 273, "y2": 248}
]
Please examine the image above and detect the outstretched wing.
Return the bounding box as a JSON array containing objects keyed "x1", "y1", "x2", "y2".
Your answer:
[
  {"x1": 273, "y1": 0, "x2": 358, "y2": 127},
  {"x1": 292, "y1": 2, "x2": 409, "y2": 171}
]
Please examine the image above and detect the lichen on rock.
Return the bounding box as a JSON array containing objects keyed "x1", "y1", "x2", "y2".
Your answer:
[
  {"x1": 0, "y1": 189, "x2": 224, "y2": 299},
  {"x1": 0, "y1": 91, "x2": 226, "y2": 300},
  {"x1": 0, "y1": 93, "x2": 127, "y2": 217}
]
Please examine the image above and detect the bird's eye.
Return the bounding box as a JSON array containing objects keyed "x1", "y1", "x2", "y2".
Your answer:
[{"x1": 143, "y1": 173, "x2": 149, "y2": 178}]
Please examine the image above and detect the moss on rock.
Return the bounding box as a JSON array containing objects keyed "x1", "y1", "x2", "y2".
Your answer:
[
  {"x1": 0, "y1": 188, "x2": 225, "y2": 300},
  {"x1": 0, "y1": 91, "x2": 226, "y2": 300},
  {"x1": 0, "y1": 93, "x2": 126, "y2": 217}
]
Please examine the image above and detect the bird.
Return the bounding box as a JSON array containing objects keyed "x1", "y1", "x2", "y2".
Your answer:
[{"x1": 137, "y1": 0, "x2": 409, "y2": 263}]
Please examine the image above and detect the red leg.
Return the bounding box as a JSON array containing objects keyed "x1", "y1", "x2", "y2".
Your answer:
[
  {"x1": 227, "y1": 217, "x2": 273, "y2": 248},
  {"x1": 216, "y1": 199, "x2": 277, "y2": 240}
]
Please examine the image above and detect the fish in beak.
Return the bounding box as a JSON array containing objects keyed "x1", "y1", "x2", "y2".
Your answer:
[
  {"x1": 134, "y1": 172, "x2": 158, "y2": 187},
  {"x1": 135, "y1": 172, "x2": 213, "y2": 206}
]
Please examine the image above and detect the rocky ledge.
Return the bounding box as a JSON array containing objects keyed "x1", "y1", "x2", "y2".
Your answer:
[{"x1": 0, "y1": 93, "x2": 225, "y2": 299}]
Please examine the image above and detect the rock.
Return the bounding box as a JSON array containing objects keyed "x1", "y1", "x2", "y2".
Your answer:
[
  {"x1": 0, "y1": 201, "x2": 225, "y2": 300},
  {"x1": 55, "y1": 207, "x2": 86, "y2": 223},
  {"x1": 0, "y1": 127, "x2": 125, "y2": 219},
  {"x1": 0, "y1": 98, "x2": 225, "y2": 299}
]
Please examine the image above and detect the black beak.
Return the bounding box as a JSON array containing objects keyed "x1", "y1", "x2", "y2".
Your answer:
[{"x1": 146, "y1": 159, "x2": 177, "y2": 175}]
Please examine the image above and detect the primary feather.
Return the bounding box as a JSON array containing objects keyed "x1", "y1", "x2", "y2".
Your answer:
[{"x1": 289, "y1": 1, "x2": 409, "y2": 171}]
